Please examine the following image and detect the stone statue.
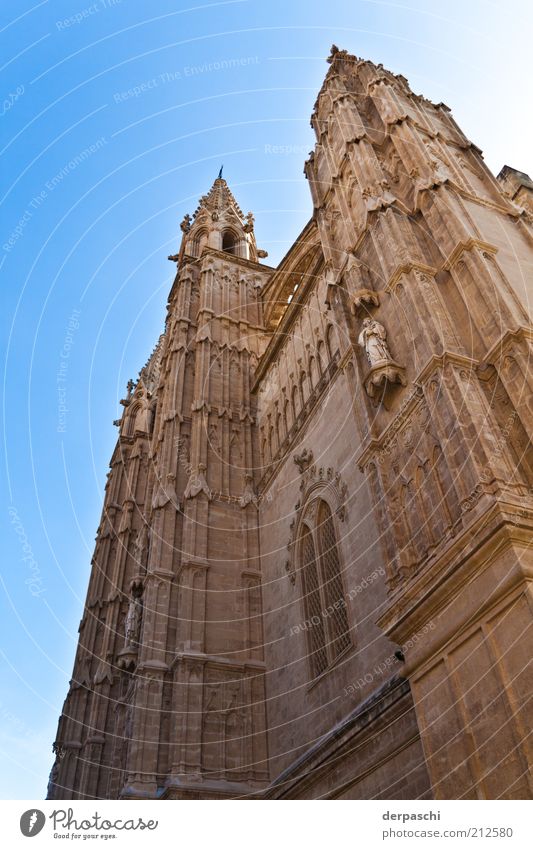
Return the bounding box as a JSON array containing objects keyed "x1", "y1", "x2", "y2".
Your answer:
[
  {"x1": 180, "y1": 213, "x2": 191, "y2": 233},
  {"x1": 358, "y1": 318, "x2": 393, "y2": 367},
  {"x1": 132, "y1": 524, "x2": 148, "y2": 564},
  {"x1": 125, "y1": 594, "x2": 142, "y2": 645}
]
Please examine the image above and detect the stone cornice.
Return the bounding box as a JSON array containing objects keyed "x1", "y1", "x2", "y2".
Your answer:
[
  {"x1": 385, "y1": 262, "x2": 437, "y2": 293},
  {"x1": 442, "y1": 237, "x2": 497, "y2": 270},
  {"x1": 195, "y1": 247, "x2": 275, "y2": 274},
  {"x1": 136, "y1": 659, "x2": 169, "y2": 674},
  {"x1": 484, "y1": 324, "x2": 533, "y2": 364},
  {"x1": 414, "y1": 350, "x2": 478, "y2": 385}
]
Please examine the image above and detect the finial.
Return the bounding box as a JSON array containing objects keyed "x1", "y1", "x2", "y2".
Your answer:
[
  {"x1": 218, "y1": 165, "x2": 223, "y2": 179},
  {"x1": 327, "y1": 44, "x2": 340, "y2": 64}
]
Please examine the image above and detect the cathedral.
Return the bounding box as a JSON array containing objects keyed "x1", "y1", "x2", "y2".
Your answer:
[{"x1": 48, "y1": 46, "x2": 533, "y2": 800}]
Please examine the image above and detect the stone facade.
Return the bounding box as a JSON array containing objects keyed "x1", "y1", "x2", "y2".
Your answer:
[{"x1": 48, "y1": 47, "x2": 533, "y2": 801}]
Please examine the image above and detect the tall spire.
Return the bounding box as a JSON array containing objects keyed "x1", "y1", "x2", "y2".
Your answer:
[
  {"x1": 193, "y1": 174, "x2": 245, "y2": 221},
  {"x1": 175, "y1": 175, "x2": 267, "y2": 261}
]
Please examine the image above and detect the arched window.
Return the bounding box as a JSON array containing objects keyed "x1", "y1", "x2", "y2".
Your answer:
[
  {"x1": 325, "y1": 323, "x2": 340, "y2": 361},
  {"x1": 268, "y1": 423, "x2": 275, "y2": 460},
  {"x1": 309, "y1": 356, "x2": 319, "y2": 389},
  {"x1": 299, "y1": 370, "x2": 308, "y2": 406},
  {"x1": 276, "y1": 411, "x2": 284, "y2": 447},
  {"x1": 317, "y1": 340, "x2": 327, "y2": 373},
  {"x1": 260, "y1": 429, "x2": 269, "y2": 467},
  {"x1": 222, "y1": 230, "x2": 237, "y2": 254},
  {"x1": 300, "y1": 526, "x2": 328, "y2": 677},
  {"x1": 316, "y1": 501, "x2": 351, "y2": 657},
  {"x1": 190, "y1": 229, "x2": 207, "y2": 257},
  {"x1": 291, "y1": 384, "x2": 300, "y2": 420},
  {"x1": 298, "y1": 499, "x2": 351, "y2": 678},
  {"x1": 125, "y1": 403, "x2": 142, "y2": 437},
  {"x1": 283, "y1": 397, "x2": 290, "y2": 434}
]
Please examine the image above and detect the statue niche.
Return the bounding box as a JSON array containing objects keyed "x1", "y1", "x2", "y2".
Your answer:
[
  {"x1": 117, "y1": 579, "x2": 144, "y2": 671},
  {"x1": 358, "y1": 317, "x2": 406, "y2": 403}
]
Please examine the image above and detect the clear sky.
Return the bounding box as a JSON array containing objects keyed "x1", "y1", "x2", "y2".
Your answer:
[{"x1": 1, "y1": 0, "x2": 531, "y2": 800}]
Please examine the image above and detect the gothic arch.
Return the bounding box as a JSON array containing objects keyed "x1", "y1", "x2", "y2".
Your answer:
[
  {"x1": 325, "y1": 323, "x2": 339, "y2": 359},
  {"x1": 291, "y1": 384, "x2": 300, "y2": 420},
  {"x1": 299, "y1": 370, "x2": 309, "y2": 405},
  {"x1": 316, "y1": 500, "x2": 351, "y2": 658},
  {"x1": 285, "y1": 463, "x2": 348, "y2": 585},
  {"x1": 317, "y1": 339, "x2": 327, "y2": 373},
  {"x1": 222, "y1": 228, "x2": 239, "y2": 255},
  {"x1": 283, "y1": 396, "x2": 290, "y2": 434},
  {"x1": 289, "y1": 481, "x2": 352, "y2": 678},
  {"x1": 276, "y1": 410, "x2": 284, "y2": 448},
  {"x1": 189, "y1": 228, "x2": 208, "y2": 257},
  {"x1": 124, "y1": 400, "x2": 146, "y2": 437},
  {"x1": 309, "y1": 355, "x2": 319, "y2": 388},
  {"x1": 298, "y1": 522, "x2": 328, "y2": 677}
]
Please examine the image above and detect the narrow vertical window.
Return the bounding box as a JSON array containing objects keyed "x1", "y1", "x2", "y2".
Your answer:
[
  {"x1": 317, "y1": 501, "x2": 351, "y2": 658},
  {"x1": 300, "y1": 526, "x2": 328, "y2": 677}
]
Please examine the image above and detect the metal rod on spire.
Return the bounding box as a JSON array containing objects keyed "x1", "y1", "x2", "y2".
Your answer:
[{"x1": 218, "y1": 165, "x2": 223, "y2": 179}]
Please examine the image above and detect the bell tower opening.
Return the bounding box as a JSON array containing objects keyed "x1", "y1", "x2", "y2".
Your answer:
[{"x1": 222, "y1": 230, "x2": 237, "y2": 254}]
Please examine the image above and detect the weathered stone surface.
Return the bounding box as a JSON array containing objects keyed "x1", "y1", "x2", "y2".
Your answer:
[{"x1": 48, "y1": 47, "x2": 533, "y2": 801}]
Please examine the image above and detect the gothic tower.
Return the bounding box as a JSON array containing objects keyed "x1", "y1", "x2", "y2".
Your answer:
[
  {"x1": 48, "y1": 175, "x2": 272, "y2": 800},
  {"x1": 299, "y1": 46, "x2": 533, "y2": 799},
  {"x1": 49, "y1": 48, "x2": 533, "y2": 801}
]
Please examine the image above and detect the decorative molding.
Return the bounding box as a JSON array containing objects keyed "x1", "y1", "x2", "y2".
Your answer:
[
  {"x1": 285, "y1": 466, "x2": 349, "y2": 584},
  {"x1": 293, "y1": 448, "x2": 314, "y2": 473},
  {"x1": 152, "y1": 473, "x2": 181, "y2": 511},
  {"x1": 350, "y1": 288, "x2": 380, "y2": 317},
  {"x1": 363, "y1": 360, "x2": 407, "y2": 403},
  {"x1": 442, "y1": 238, "x2": 497, "y2": 271},
  {"x1": 184, "y1": 464, "x2": 211, "y2": 500},
  {"x1": 239, "y1": 474, "x2": 258, "y2": 509},
  {"x1": 386, "y1": 262, "x2": 437, "y2": 293}
]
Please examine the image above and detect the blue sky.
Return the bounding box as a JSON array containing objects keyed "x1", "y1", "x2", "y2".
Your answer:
[{"x1": 1, "y1": 0, "x2": 531, "y2": 799}]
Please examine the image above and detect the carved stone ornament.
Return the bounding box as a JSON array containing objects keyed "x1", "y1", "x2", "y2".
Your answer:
[
  {"x1": 358, "y1": 317, "x2": 406, "y2": 402},
  {"x1": 119, "y1": 499, "x2": 134, "y2": 534},
  {"x1": 363, "y1": 361, "x2": 407, "y2": 403},
  {"x1": 123, "y1": 579, "x2": 144, "y2": 653},
  {"x1": 293, "y1": 448, "x2": 314, "y2": 473},
  {"x1": 184, "y1": 463, "x2": 212, "y2": 500},
  {"x1": 351, "y1": 288, "x2": 380, "y2": 318},
  {"x1": 152, "y1": 473, "x2": 180, "y2": 511},
  {"x1": 239, "y1": 473, "x2": 257, "y2": 509},
  {"x1": 132, "y1": 524, "x2": 148, "y2": 566},
  {"x1": 93, "y1": 653, "x2": 114, "y2": 686},
  {"x1": 358, "y1": 318, "x2": 393, "y2": 366},
  {"x1": 180, "y1": 213, "x2": 192, "y2": 233}
]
